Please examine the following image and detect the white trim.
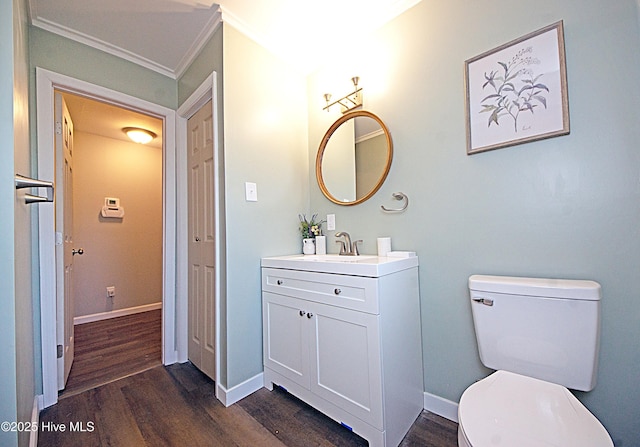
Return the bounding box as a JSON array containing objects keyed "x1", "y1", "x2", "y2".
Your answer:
[
  {"x1": 36, "y1": 67, "x2": 178, "y2": 408},
  {"x1": 31, "y1": 10, "x2": 222, "y2": 79},
  {"x1": 28, "y1": 395, "x2": 43, "y2": 447},
  {"x1": 31, "y1": 18, "x2": 174, "y2": 78},
  {"x1": 73, "y1": 302, "x2": 162, "y2": 326},
  {"x1": 216, "y1": 372, "x2": 264, "y2": 407},
  {"x1": 176, "y1": 73, "x2": 221, "y2": 387},
  {"x1": 174, "y1": 13, "x2": 222, "y2": 79},
  {"x1": 423, "y1": 391, "x2": 459, "y2": 423},
  {"x1": 355, "y1": 128, "x2": 385, "y2": 144}
]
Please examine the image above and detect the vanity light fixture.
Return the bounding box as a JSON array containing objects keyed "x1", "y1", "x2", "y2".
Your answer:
[
  {"x1": 323, "y1": 76, "x2": 363, "y2": 114},
  {"x1": 123, "y1": 127, "x2": 157, "y2": 144}
]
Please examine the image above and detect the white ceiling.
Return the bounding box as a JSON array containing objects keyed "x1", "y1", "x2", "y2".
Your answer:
[
  {"x1": 32, "y1": 0, "x2": 421, "y2": 143},
  {"x1": 29, "y1": 0, "x2": 422, "y2": 78},
  {"x1": 61, "y1": 92, "x2": 163, "y2": 149},
  {"x1": 29, "y1": 0, "x2": 222, "y2": 79}
]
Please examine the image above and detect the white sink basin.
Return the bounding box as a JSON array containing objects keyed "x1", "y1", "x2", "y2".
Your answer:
[
  {"x1": 287, "y1": 254, "x2": 378, "y2": 262},
  {"x1": 261, "y1": 254, "x2": 418, "y2": 277}
]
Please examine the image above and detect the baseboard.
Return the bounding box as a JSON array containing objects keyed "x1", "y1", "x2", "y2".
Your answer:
[
  {"x1": 424, "y1": 391, "x2": 459, "y2": 423},
  {"x1": 216, "y1": 372, "x2": 264, "y2": 407},
  {"x1": 29, "y1": 395, "x2": 44, "y2": 447},
  {"x1": 74, "y1": 302, "x2": 162, "y2": 325}
]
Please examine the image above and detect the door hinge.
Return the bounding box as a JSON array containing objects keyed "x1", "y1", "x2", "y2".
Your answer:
[
  {"x1": 57, "y1": 344, "x2": 63, "y2": 358},
  {"x1": 55, "y1": 121, "x2": 62, "y2": 135}
]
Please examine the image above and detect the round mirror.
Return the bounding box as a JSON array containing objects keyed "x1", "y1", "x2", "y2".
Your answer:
[{"x1": 316, "y1": 111, "x2": 393, "y2": 206}]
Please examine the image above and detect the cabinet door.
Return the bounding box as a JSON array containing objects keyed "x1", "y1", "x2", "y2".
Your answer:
[
  {"x1": 309, "y1": 302, "x2": 384, "y2": 429},
  {"x1": 263, "y1": 292, "x2": 310, "y2": 389}
]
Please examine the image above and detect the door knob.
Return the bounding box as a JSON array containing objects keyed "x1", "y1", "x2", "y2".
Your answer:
[{"x1": 72, "y1": 248, "x2": 84, "y2": 256}]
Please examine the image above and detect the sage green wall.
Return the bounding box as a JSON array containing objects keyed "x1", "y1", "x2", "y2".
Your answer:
[
  {"x1": 29, "y1": 27, "x2": 176, "y2": 109},
  {"x1": 308, "y1": 0, "x2": 640, "y2": 445},
  {"x1": 221, "y1": 25, "x2": 308, "y2": 389},
  {"x1": 177, "y1": 24, "x2": 223, "y2": 106},
  {"x1": 2, "y1": 0, "x2": 35, "y2": 446},
  {"x1": 178, "y1": 24, "x2": 308, "y2": 390}
]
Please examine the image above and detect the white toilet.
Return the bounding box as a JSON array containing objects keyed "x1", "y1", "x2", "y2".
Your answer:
[{"x1": 458, "y1": 275, "x2": 613, "y2": 447}]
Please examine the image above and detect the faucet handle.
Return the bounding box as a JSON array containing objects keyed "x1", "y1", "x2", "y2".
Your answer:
[
  {"x1": 335, "y1": 240, "x2": 347, "y2": 255},
  {"x1": 352, "y1": 240, "x2": 362, "y2": 256}
]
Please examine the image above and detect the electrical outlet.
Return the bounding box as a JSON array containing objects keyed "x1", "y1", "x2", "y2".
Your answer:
[{"x1": 106, "y1": 286, "x2": 115, "y2": 298}]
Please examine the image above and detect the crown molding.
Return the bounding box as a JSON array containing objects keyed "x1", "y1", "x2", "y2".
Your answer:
[
  {"x1": 29, "y1": 0, "x2": 422, "y2": 79},
  {"x1": 31, "y1": 17, "x2": 177, "y2": 78},
  {"x1": 30, "y1": 8, "x2": 223, "y2": 80},
  {"x1": 174, "y1": 8, "x2": 222, "y2": 79},
  {"x1": 218, "y1": 6, "x2": 317, "y2": 75},
  {"x1": 218, "y1": 6, "x2": 270, "y2": 53}
]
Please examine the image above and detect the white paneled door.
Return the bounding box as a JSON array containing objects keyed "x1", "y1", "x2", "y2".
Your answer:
[
  {"x1": 187, "y1": 100, "x2": 216, "y2": 380},
  {"x1": 54, "y1": 92, "x2": 75, "y2": 390}
]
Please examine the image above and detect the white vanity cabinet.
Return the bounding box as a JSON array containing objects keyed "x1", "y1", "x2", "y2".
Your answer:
[{"x1": 261, "y1": 255, "x2": 423, "y2": 447}]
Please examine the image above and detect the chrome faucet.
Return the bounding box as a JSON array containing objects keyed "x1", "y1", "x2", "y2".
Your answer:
[{"x1": 335, "y1": 232, "x2": 362, "y2": 256}]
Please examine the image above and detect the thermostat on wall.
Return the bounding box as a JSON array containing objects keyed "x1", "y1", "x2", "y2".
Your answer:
[{"x1": 101, "y1": 197, "x2": 125, "y2": 218}]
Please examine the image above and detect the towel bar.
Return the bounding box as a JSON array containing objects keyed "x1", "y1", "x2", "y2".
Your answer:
[{"x1": 15, "y1": 174, "x2": 54, "y2": 204}]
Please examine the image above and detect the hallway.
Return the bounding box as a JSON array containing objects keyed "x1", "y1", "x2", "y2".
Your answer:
[{"x1": 60, "y1": 310, "x2": 161, "y2": 399}]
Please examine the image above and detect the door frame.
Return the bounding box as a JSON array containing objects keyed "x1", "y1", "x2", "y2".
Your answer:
[
  {"x1": 176, "y1": 72, "x2": 222, "y2": 399},
  {"x1": 36, "y1": 68, "x2": 180, "y2": 408}
]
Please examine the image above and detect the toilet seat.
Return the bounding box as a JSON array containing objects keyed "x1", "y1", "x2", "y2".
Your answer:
[{"x1": 458, "y1": 370, "x2": 613, "y2": 447}]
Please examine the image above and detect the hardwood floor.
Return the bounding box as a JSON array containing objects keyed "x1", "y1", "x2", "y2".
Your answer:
[
  {"x1": 40, "y1": 310, "x2": 459, "y2": 446},
  {"x1": 60, "y1": 309, "x2": 162, "y2": 398}
]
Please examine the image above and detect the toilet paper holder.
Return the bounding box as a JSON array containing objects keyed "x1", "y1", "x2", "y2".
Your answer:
[{"x1": 381, "y1": 192, "x2": 408, "y2": 213}]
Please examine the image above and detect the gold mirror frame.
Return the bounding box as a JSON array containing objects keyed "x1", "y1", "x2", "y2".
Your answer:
[{"x1": 316, "y1": 110, "x2": 393, "y2": 206}]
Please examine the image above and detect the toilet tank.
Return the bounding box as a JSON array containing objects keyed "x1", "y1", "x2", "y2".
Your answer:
[{"x1": 468, "y1": 275, "x2": 602, "y2": 391}]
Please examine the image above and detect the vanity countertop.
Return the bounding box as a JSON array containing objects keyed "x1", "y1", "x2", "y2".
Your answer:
[{"x1": 261, "y1": 254, "x2": 418, "y2": 277}]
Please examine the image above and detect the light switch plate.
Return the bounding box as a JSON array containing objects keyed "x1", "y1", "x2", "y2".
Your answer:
[
  {"x1": 327, "y1": 214, "x2": 336, "y2": 231},
  {"x1": 245, "y1": 182, "x2": 257, "y2": 201}
]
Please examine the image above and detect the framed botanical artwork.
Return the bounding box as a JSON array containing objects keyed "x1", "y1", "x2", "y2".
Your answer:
[{"x1": 464, "y1": 21, "x2": 569, "y2": 155}]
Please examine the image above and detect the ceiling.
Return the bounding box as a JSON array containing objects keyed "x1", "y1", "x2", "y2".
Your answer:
[
  {"x1": 61, "y1": 92, "x2": 163, "y2": 149},
  {"x1": 32, "y1": 0, "x2": 421, "y2": 144},
  {"x1": 28, "y1": 0, "x2": 422, "y2": 78}
]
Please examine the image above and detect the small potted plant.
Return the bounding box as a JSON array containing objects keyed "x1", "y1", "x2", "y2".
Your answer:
[{"x1": 299, "y1": 213, "x2": 325, "y2": 255}]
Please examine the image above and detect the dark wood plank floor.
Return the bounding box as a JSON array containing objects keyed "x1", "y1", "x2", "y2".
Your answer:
[
  {"x1": 40, "y1": 311, "x2": 458, "y2": 447},
  {"x1": 60, "y1": 309, "x2": 162, "y2": 398}
]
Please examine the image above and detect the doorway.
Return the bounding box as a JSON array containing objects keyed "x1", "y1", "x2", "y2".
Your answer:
[
  {"x1": 56, "y1": 90, "x2": 164, "y2": 394},
  {"x1": 36, "y1": 68, "x2": 180, "y2": 408},
  {"x1": 176, "y1": 72, "x2": 222, "y2": 400}
]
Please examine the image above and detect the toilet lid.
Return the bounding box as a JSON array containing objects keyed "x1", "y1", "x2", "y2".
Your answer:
[{"x1": 458, "y1": 370, "x2": 613, "y2": 447}]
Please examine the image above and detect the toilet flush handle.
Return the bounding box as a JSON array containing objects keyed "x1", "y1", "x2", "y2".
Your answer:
[{"x1": 473, "y1": 297, "x2": 494, "y2": 306}]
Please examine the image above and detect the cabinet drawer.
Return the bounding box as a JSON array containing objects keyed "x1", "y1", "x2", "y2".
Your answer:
[{"x1": 262, "y1": 268, "x2": 379, "y2": 314}]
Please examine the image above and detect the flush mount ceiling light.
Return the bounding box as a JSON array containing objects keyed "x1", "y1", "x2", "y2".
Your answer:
[{"x1": 123, "y1": 127, "x2": 157, "y2": 144}]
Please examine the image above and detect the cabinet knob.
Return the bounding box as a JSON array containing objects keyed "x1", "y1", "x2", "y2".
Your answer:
[
  {"x1": 277, "y1": 279, "x2": 283, "y2": 285},
  {"x1": 306, "y1": 312, "x2": 313, "y2": 319},
  {"x1": 334, "y1": 288, "x2": 341, "y2": 295},
  {"x1": 299, "y1": 310, "x2": 305, "y2": 317}
]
